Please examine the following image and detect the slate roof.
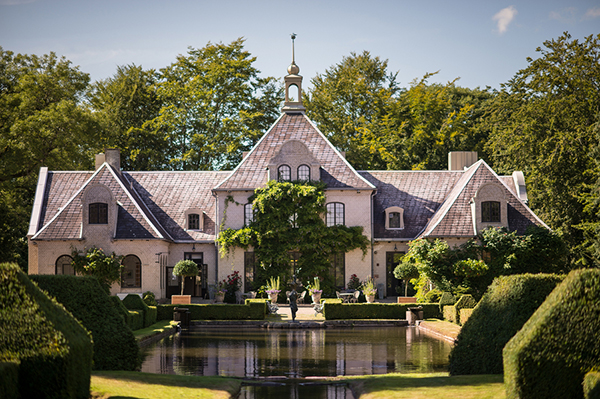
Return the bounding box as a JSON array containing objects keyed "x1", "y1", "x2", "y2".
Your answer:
[{"x1": 215, "y1": 113, "x2": 375, "y2": 191}]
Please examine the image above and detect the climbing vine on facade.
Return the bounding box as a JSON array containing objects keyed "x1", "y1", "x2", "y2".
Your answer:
[{"x1": 217, "y1": 180, "x2": 369, "y2": 293}]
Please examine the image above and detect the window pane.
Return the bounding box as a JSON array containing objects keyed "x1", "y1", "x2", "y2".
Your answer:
[
  {"x1": 244, "y1": 252, "x2": 255, "y2": 291},
  {"x1": 298, "y1": 165, "x2": 310, "y2": 181},
  {"x1": 278, "y1": 165, "x2": 291, "y2": 181},
  {"x1": 244, "y1": 204, "x2": 254, "y2": 226},
  {"x1": 188, "y1": 213, "x2": 200, "y2": 230},
  {"x1": 389, "y1": 212, "x2": 401, "y2": 228},
  {"x1": 56, "y1": 255, "x2": 74, "y2": 275},
  {"x1": 121, "y1": 255, "x2": 141, "y2": 288},
  {"x1": 326, "y1": 203, "x2": 344, "y2": 226},
  {"x1": 329, "y1": 252, "x2": 345, "y2": 289},
  {"x1": 482, "y1": 201, "x2": 501, "y2": 222},
  {"x1": 89, "y1": 203, "x2": 108, "y2": 224}
]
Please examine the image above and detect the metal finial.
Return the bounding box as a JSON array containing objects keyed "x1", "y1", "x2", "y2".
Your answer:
[{"x1": 291, "y1": 33, "x2": 296, "y2": 63}]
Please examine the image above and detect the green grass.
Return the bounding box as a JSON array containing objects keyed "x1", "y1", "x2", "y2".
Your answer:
[
  {"x1": 345, "y1": 373, "x2": 505, "y2": 399},
  {"x1": 90, "y1": 371, "x2": 241, "y2": 399},
  {"x1": 133, "y1": 320, "x2": 178, "y2": 341}
]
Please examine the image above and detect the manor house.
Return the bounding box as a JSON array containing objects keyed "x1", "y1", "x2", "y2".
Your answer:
[{"x1": 27, "y1": 58, "x2": 546, "y2": 300}]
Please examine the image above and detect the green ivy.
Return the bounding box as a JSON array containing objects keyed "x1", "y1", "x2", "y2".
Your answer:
[
  {"x1": 218, "y1": 181, "x2": 369, "y2": 291},
  {"x1": 71, "y1": 246, "x2": 124, "y2": 294}
]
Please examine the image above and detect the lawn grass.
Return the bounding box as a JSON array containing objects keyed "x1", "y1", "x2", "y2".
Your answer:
[
  {"x1": 133, "y1": 320, "x2": 178, "y2": 341},
  {"x1": 90, "y1": 371, "x2": 240, "y2": 399},
  {"x1": 345, "y1": 373, "x2": 505, "y2": 399}
]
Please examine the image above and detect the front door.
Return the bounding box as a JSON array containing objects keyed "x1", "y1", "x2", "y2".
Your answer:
[
  {"x1": 386, "y1": 252, "x2": 405, "y2": 297},
  {"x1": 184, "y1": 253, "x2": 206, "y2": 298},
  {"x1": 165, "y1": 266, "x2": 180, "y2": 299}
]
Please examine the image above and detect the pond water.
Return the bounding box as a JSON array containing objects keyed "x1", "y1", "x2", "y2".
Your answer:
[{"x1": 140, "y1": 326, "x2": 452, "y2": 378}]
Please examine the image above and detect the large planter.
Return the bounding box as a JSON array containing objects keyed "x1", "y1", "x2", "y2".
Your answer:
[
  {"x1": 215, "y1": 293, "x2": 225, "y2": 303},
  {"x1": 171, "y1": 295, "x2": 191, "y2": 305},
  {"x1": 311, "y1": 292, "x2": 322, "y2": 304},
  {"x1": 269, "y1": 292, "x2": 279, "y2": 304},
  {"x1": 364, "y1": 292, "x2": 376, "y2": 303}
]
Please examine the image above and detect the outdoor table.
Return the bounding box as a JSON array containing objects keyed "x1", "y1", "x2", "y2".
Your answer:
[{"x1": 339, "y1": 293, "x2": 354, "y2": 303}]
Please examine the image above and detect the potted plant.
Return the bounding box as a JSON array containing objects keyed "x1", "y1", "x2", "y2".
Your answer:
[
  {"x1": 172, "y1": 259, "x2": 199, "y2": 304},
  {"x1": 215, "y1": 281, "x2": 227, "y2": 303},
  {"x1": 361, "y1": 277, "x2": 377, "y2": 303},
  {"x1": 307, "y1": 277, "x2": 322, "y2": 304},
  {"x1": 265, "y1": 276, "x2": 281, "y2": 304}
]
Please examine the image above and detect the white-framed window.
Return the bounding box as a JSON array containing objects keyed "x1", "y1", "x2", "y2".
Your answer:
[
  {"x1": 298, "y1": 164, "x2": 310, "y2": 181},
  {"x1": 188, "y1": 213, "x2": 200, "y2": 230},
  {"x1": 326, "y1": 202, "x2": 345, "y2": 226},
  {"x1": 278, "y1": 165, "x2": 291, "y2": 181},
  {"x1": 385, "y1": 206, "x2": 404, "y2": 230},
  {"x1": 185, "y1": 209, "x2": 204, "y2": 231},
  {"x1": 244, "y1": 203, "x2": 254, "y2": 226}
]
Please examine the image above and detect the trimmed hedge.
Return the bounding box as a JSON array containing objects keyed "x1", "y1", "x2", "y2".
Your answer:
[
  {"x1": 322, "y1": 303, "x2": 441, "y2": 320},
  {"x1": 503, "y1": 269, "x2": 600, "y2": 399},
  {"x1": 439, "y1": 291, "x2": 455, "y2": 313},
  {"x1": 443, "y1": 305, "x2": 457, "y2": 323},
  {"x1": 122, "y1": 294, "x2": 157, "y2": 328},
  {"x1": 1, "y1": 263, "x2": 93, "y2": 398},
  {"x1": 455, "y1": 294, "x2": 477, "y2": 325},
  {"x1": 157, "y1": 302, "x2": 266, "y2": 321},
  {"x1": 585, "y1": 371, "x2": 600, "y2": 399},
  {"x1": 449, "y1": 273, "x2": 563, "y2": 376},
  {"x1": 459, "y1": 308, "x2": 474, "y2": 325},
  {"x1": 0, "y1": 361, "x2": 19, "y2": 399},
  {"x1": 31, "y1": 274, "x2": 140, "y2": 371}
]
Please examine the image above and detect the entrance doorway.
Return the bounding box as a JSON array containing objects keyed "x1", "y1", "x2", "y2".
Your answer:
[
  {"x1": 386, "y1": 252, "x2": 405, "y2": 297},
  {"x1": 184, "y1": 253, "x2": 207, "y2": 298}
]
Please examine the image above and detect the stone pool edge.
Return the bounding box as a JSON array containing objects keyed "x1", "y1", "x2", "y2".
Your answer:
[{"x1": 189, "y1": 319, "x2": 409, "y2": 329}]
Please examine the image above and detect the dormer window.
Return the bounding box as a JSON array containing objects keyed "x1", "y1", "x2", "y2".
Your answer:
[
  {"x1": 482, "y1": 201, "x2": 501, "y2": 222},
  {"x1": 188, "y1": 213, "x2": 200, "y2": 230},
  {"x1": 278, "y1": 165, "x2": 291, "y2": 181},
  {"x1": 385, "y1": 206, "x2": 404, "y2": 230},
  {"x1": 298, "y1": 164, "x2": 310, "y2": 181},
  {"x1": 89, "y1": 203, "x2": 108, "y2": 224}
]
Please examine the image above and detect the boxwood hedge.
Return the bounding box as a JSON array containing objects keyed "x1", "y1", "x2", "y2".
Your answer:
[
  {"x1": 121, "y1": 294, "x2": 157, "y2": 328},
  {"x1": 157, "y1": 301, "x2": 266, "y2": 321},
  {"x1": 503, "y1": 269, "x2": 600, "y2": 399},
  {"x1": 0, "y1": 361, "x2": 19, "y2": 399},
  {"x1": 1, "y1": 262, "x2": 93, "y2": 399},
  {"x1": 322, "y1": 303, "x2": 441, "y2": 320},
  {"x1": 449, "y1": 273, "x2": 563, "y2": 375},
  {"x1": 31, "y1": 275, "x2": 140, "y2": 371},
  {"x1": 585, "y1": 371, "x2": 600, "y2": 399}
]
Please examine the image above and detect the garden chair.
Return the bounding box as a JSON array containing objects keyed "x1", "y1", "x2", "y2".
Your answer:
[
  {"x1": 235, "y1": 291, "x2": 243, "y2": 304},
  {"x1": 286, "y1": 291, "x2": 291, "y2": 303},
  {"x1": 350, "y1": 290, "x2": 360, "y2": 303},
  {"x1": 298, "y1": 290, "x2": 306, "y2": 304},
  {"x1": 249, "y1": 291, "x2": 257, "y2": 299}
]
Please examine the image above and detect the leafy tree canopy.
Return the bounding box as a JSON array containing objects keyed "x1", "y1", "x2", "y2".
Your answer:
[
  {"x1": 71, "y1": 246, "x2": 124, "y2": 294},
  {"x1": 218, "y1": 181, "x2": 369, "y2": 294}
]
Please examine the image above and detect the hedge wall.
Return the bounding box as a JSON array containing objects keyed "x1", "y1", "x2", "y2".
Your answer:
[
  {"x1": 322, "y1": 303, "x2": 441, "y2": 320},
  {"x1": 439, "y1": 292, "x2": 455, "y2": 313},
  {"x1": 1, "y1": 263, "x2": 93, "y2": 399},
  {"x1": 121, "y1": 294, "x2": 156, "y2": 328},
  {"x1": 0, "y1": 361, "x2": 19, "y2": 399},
  {"x1": 443, "y1": 305, "x2": 457, "y2": 323},
  {"x1": 31, "y1": 275, "x2": 140, "y2": 371},
  {"x1": 449, "y1": 273, "x2": 563, "y2": 376},
  {"x1": 585, "y1": 371, "x2": 600, "y2": 399},
  {"x1": 503, "y1": 269, "x2": 600, "y2": 399},
  {"x1": 157, "y1": 302, "x2": 266, "y2": 321},
  {"x1": 459, "y1": 308, "x2": 474, "y2": 325}
]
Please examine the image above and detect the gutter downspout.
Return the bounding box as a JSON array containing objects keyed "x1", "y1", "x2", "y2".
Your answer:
[
  {"x1": 370, "y1": 189, "x2": 377, "y2": 279},
  {"x1": 212, "y1": 190, "x2": 219, "y2": 286}
]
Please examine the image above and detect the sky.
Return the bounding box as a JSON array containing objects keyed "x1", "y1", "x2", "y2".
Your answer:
[{"x1": 1, "y1": 0, "x2": 599, "y2": 90}]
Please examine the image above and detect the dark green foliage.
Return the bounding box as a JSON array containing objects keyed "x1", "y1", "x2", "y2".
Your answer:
[
  {"x1": 454, "y1": 294, "x2": 477, "y2": 325},
  {"x1": 122, "y1": 294, "x2": 156, "y2": 327},
  {"x1": 128, "y1": 310, "x2": 143, "y2": 331},
  {"x1": 172, "y1": 260, "x2": 199, "y2": 296},
  {"x1": 108, "y1": 295, "x2": 133, "y2": 327},
  {"x1": 443, "y1": 305, "x2": 457, "y2": 324},
  {"x1": 424, "y1": 289, "x2": 442, "y2": 303},
  {"x1": 1, "y1": 263, "x2": 92, "y2": 399},
  {"x1": 438, "y1": 291, "x2": 456, "y2": 313},
  {"x1": 459, "y1": 308, "x2": 474, "y2": 325},
  {"x1": 31, "y1": 275, "x2": 140, "y2": 371},
  {"x1": 503, "y1": 269, "x2": 600, "y2": 399},
  {"x1": 142, "y1": 291, "x2": 157, "y2": 306},
  {"x1": 449, "y1": 273, "x2": 563, "y2": 376},
  {"x1": 156, "y1": 302, "x2": 266, "y2": 321},
  {"x1": 322, "y1": 303, "x2": 440, "y2": 320},
  {"x1": 0, "y1": 361, "x2": 19, "y2": 399},
  {"x1": 70, "y1": 247, "x2": 124, "y2": 294},
  {"x1": 585, "y1": 372, "x2": 600, "y2": 399}
]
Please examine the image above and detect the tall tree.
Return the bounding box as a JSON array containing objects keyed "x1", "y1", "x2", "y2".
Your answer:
[
  {"x1": 484, "y1": 32, "x2": 600, "y2": 266},
  {"x1": 304, "y1": 51, "x2": 401, "y2": 170},
  {"x1": 0, "y1": 48, "x2": 96, "y2": 270},
  {"x1": 87, "y1": 64, "x2": 167, "y2": 170},
  {"x1": 151, "y1": 38, "x2": 282, "y2": 171}
]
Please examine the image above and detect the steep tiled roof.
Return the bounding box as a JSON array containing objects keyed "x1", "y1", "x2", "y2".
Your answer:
[
  {"x1": 126, "y1": 171, "x2": 229, "y2": 241},
  {"x1": 215, "y1": 113, "x2": 375, "y2": 190},
  {"x1": 361, "y1": 171, "x2": 463, "y2": 240}
]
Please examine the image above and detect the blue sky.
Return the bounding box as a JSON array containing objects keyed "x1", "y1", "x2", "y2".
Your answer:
[{"x1": 1, "y1": 0, "x2": 599, "y2": 89}]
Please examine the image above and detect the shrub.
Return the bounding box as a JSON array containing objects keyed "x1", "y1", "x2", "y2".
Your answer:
[
  {"x1": 424, "y1": 289, "x2": 442, "y2": 303},
  {"x1": 1, "y1": 263, "x2": 93, "y2": 398},
  {"x1": 31, "y1": 274, "x2": 140, "y2": 371},
  {"x1": 108, "y1": 295, "x2": 132, "y2": 326},
  {"x1": 322, "y1": 303, "x2": 441, "y2": 320},
  {"x1": 128, "y1": 310, "x2": 143, "y2": 331},
  {"x1": 443, "y1": 305, "x2": 457, "y2": 323},
  {"x1": 0, "y1": 361, "x2": 19, "y2": 399},
  {"x1": 143, "y1": 291, "x2": 157, "y2": 306},
  {"x1": 459, "y1": 308, "x2": 474, "y2": 325},
  {"x1": 584, "y1": 371, "x2": 600, "y2": 399},
  {"x1": 172, "y1": 260, "x2": 199, "y2": 295},
  {"x1": 454, "y1": 294, "x2": 477, "y2": 324},
  {"x1": 438, "y1": 291, "x2": 455, "y2": 313},
  {"x1": 503, "y1": 269, "x2": 600, "y2": 399},
  {"x1": 156, "y1": 302, "x2": 266, "y2": 321},
  {"x1": 122, "y1": 294, "x2": 156, "y2": 327},
  {"x1": 449, "y1": 273, "x2": 563, "y2": 375}
]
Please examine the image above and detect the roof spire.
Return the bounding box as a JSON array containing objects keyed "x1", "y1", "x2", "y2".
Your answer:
[{"x1": 283, "y1": 33, "x2": 305, "y2": 113}]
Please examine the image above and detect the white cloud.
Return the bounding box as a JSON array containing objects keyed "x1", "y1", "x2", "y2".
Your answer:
[
  {"x1": 585, "y1": 7, "x2": 600, "y2": 19},
  {"x1": 493, "y1": 6, "x2": 518, "y2": 34}
]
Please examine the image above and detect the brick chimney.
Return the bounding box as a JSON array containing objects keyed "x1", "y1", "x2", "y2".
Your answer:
[
  {"x1": 105, "y1": 148, "x2": 121, "y2": 174},
  {"x1": 448, "y1": 151, "x2": 478, "y2": 171}
]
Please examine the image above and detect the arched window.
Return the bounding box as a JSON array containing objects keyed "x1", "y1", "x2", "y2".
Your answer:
[
  {"x1": 297, "y1": 164, "x2": 310, "y2": 181},
  {"x1": 385, "y1": 206, "x2": 404, "y2": 230},
  {"x1": 244, "y1": 203, "x2": 254, "y2": 226},
  {"x1": 55, "y1": 255, "x2": 75, "y2": 275},
  {"x1": 188, "y1": 213, "x2": 200, "y2": 230},
  {"x1": 278, "y1": 165, "x2": 291, "y2": 181},
  {"x1": 482, "y1": 201, "x2": 501, "y2": 222},
  {"x1": 89, "y1": 202, "x2": 108, "y2": 224},
  {"x1": 121, "y1": 255, "x2": 141, "y2": 288},
  {"x1": 326, "y1": 202, "x2": 345, "y2": 226}
]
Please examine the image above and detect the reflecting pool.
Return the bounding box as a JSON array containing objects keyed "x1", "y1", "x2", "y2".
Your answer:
[{"x1": 141, "y1": 326, "x2": 451, "y2": 378}]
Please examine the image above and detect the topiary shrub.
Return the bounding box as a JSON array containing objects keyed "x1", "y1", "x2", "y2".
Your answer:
[
  {"x1": 443, "y1": 305, "x2": 457, "y2": 323},
  {"x1": 0, "y1": 361, "x2": 19, "y2": 399},
  {"x1": 454, "y1": 294, "x2": 477, "y2": 325},
  {"x1": 449, "y1": 273, "x2": 563, "y2": 376},
  {"x1": 156, "y1": 302, "x2": 267, "y2": 321},
  {"x1": 143, "y1": 291, "x2": 157, "y2": 306},
  {"x1": 438, "y1": 291, "x2": 455, "y2": 313},
  {"x1": 31, "y1": 274, "x2": 140, "y2": 371},
  {"x1": 322, "y1": 303, "x2": 441, "y2": 320},
  {"x1": 424, "y1": 289, "x2": 443, "y2": 303},
  {"x1": 1, "y1": 262, "x2": 93, "y2": 398},
  {"x1": 108, "y1": 295, "x2": 133, "y2": 327},
  {"x1": 584, "y1": 371, "x2": 600, "y2": 399},
  {"x1": 503, "y1": 269, "x2": 600, "y2": 399},
  {"x1": 122, "y1": 294, "x2": 156, "y2": 327},
  {"x1": 459, "y1": 308, "x2": 474, "y2": 325}
]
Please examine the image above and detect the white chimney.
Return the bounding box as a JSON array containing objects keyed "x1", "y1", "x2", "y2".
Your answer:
[{"x1": 448, "y1": 151, "x2": 478, "y2": 171}]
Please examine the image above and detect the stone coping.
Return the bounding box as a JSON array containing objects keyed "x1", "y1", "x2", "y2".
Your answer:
[{"x1": 189, "y1": 319, "x2": 409, "y2": 329}]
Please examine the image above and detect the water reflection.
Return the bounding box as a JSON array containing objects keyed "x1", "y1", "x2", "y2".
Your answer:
[{"x1": 141, "y1": 326, "x2": 451, "y2": 378}]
